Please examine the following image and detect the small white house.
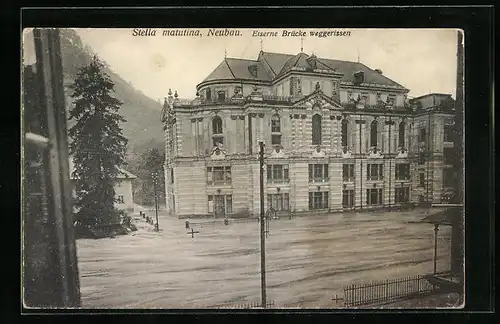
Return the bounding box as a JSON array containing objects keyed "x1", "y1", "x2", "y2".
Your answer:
[{"x1": 68, "y1": 158, "x2": 137, "y2": 213}]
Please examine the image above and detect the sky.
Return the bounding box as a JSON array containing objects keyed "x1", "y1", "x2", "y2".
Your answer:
[{"x1": 74, "y1": 28, "x2": 459, "y2": 101}]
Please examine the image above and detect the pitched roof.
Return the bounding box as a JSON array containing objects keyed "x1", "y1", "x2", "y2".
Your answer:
[
  {"x1": 201, "y1": 51, "x2": 407, "y2": 90},
  {"x1": 68, "y1": 158, "x2": 137, "y2": 180},
  {"x1": 202, "y1": 58, "x2": 272, "y2": 83}
]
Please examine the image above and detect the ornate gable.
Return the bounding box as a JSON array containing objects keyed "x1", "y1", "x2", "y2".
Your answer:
[{"x1": 292, "y1": 89, "x2": 343, "y2": 111}]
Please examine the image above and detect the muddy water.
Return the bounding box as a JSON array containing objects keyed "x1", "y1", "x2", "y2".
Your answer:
[{"x1": 76, "y1": 208, "x2": 451, "y2": 308}]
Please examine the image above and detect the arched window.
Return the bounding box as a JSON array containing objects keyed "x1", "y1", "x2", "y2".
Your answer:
[
  {"x1": 212, "y1": 116, "x2": 223, "y2": 146},
  {"x1": 212, "y1": 116, "x2": 223, "y2": 135},
  {"x1": 341, "y1": 119, "x2": 348, "y2": 147},
  {"x1": 271, "y1": 114, "x2": 281, "y2": 133},
  {"x1": 399, "y1": 121, "x2": 406, "y2": 148},
  {"x1": 312, "y1": 114, "x2": 322, "y2": 145},
  {"x1": 370, "y1": 120, "x2": 378, "y2": 147},
  {"x1": 271, "y1": 114, "x2": 281, "y2": 145}
]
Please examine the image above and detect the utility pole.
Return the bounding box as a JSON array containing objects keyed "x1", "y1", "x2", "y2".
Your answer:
[
  {"x1": 259, "y1": 141, "x2": 267, "y2": 308},
  {"x1": 152, "y1": 172, "x2": 160, "y2": 231},
  {"x1": 385, "y1": 117, "x2": 395, "y2": 207}
]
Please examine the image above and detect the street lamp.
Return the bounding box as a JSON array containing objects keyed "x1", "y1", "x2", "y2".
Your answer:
[{"x1": 152, "y1": 171, "x2": 160, "y2": 231}]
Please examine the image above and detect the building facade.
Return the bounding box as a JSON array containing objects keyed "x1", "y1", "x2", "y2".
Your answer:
[
  {"x1": 161, "y1": 50, "x2": 456, "y2": 219},
  {"x1": 69, "y1": 159, "x2": 137, "y2": 213}
]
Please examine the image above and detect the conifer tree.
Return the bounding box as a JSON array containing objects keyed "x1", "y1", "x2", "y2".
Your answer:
[{"x1": 68, "y1": 55, "x2": 128, "y2": 229}]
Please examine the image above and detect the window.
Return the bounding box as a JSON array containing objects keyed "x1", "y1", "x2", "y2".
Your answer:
[
  {"x1": 387, "y1": 94, "x2": 396, "y2": 106},
  {"x1": 312, "y1": 114, "x2": 322, "y2": 145},
  {"x1": 212, "y1": 116, "x2": 223, "y2": 134},
  {"x1": 399, "y1": 122, "x2": 406, "y2": 148},
  {"x1": 271, "y1": 114, "x2": 281, "y2": 145},
  {"x1": 208, "y1": 195, "x2": 232, "y2": 215},
  {"x1": 271, "y1": 115, "x2": 281, "y2": 133},
  {"x1": 267, "y1": 164, "x2": 289, "y2": 183},
  {"x1": 341, "y1": 119, "x2": 348, "y2": 147},
  {"x1": 170, "y1": 168, "x2": 174, "y2": 184},
  {"x1": 297, "y1": 78, "x2": 302, "y2": 95},
  {"x1": 342, "y1": 189, "x2": 355, "y2": 208},
  {"x1": 370, "y1": 120, "x2": 378, "y2": 147},
  {"x1": 367, "y1": 164, "x2": 384, "y2": 180},
  {"x1": 418, "y1": 151, "x2": 427, "y2": 165},
  {"x1": 309, "y1": 164, "x2": 329, "y2": 182},
  {"x1": 206, "y1": 88, "x2": 212, "y2": 101},
  {"x1": 443, "y1": 147, "x2": 454, "y2": 165},
  {"x1": 395, "y1": 163, "x2": 410, "y2": 180},
  {"x1": 395, "y1": 187, "x2": 410, "y2": 203},
  {"x1": 444, "y1": 124, "x2": 454, "y2": 142},
  {"x1": 443, "y1": 169, "x2": 454, "y2": 187},
  {"x1": 419, "y1": 172, "x2": 425, "y2": 187},
  {"x1": 267, "y1": 193, "x2": 290, "y2": 211},
  {"x1": 212, "y1": 116, "x2": 224, "y2": 147},
  {"x1": 217, "y1": 90, "x2": 226, "y2": 102},
  {"x1": 419, "y1": 127, "x2": 427, "y2": 143},
  {"x1": 207, "y1": 166, "x2": 231, "y2": 184},
  {"x1": 342, "y1": 164, "x2": 355, "y2": 181},
  {"x1": 366, "y1": 188, "x2": 383, "y2": 205},
  {"x1": 116, "y1": 195, "x2": 124, "y2": 204},
  {"x1": 309, "y1": 191, "x2": 329, "y2": 210}
]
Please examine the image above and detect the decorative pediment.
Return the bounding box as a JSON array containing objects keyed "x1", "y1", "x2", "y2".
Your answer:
[
  {"x1": 342, "y1": 146, "x2": 352, "y2": 158},
  {"x1": 269, "y1": 145, "x2": 286, "y2": 158},
  {"x1": 210, "y1": 144, "x2": 227, "y2": 160},
  {"x1": 293, "y1": 90, "x2": 343, "y2": 110},
  {"x1": 368, "y1": 147, "x2": 383, "y2": 158},
  {"x1": 311, "y1": 146, "x2": 326, "y2": 158},
  {"x1": 396, "y1": 147, "x2": 408, "y2": 158}
]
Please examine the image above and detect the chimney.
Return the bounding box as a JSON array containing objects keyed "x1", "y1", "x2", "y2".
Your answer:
[{"x1": 248, "y1": 64, "x2": 258, "y2": 78}]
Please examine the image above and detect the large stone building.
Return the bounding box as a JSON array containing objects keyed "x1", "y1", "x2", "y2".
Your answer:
[{"x1": 161, "y1": 50, "x2": 456, "y2": 219}]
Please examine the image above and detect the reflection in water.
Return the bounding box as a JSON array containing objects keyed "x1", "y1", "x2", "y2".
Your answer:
[{"x1": 77, "y1": 209, "x2": 451, "y2": 308}]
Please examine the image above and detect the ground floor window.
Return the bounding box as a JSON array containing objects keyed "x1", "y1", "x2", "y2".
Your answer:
[
  {"x1": 366, "y1": 188, "x2": 383, "y2": 205},
  {"x1": 208, "y1": 194, "x2": 232, "y2": 216},
  {"x1": 309, "y1": 191, "x2": 329, "y2": 210},
  {"x1": 267, "y1": 193, "x2": 289, "y2": 211},
  {"x1": 342, "y1": 189, "x2": 355, "y2": 208},
  {"x1": 395, "y1": 187, "x2": 410, "y2": 203}
]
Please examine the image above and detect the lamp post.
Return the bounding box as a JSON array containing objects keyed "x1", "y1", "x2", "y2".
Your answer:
[
  {"x1": 152, "y1": 171, "x2": 160, "y2": 231},
  {"x1": 433, "y1": 223, "x2": 439, "y2": 274},
  {"x1": 259, "y1": 141, "x2": 267, "y2": 308}
]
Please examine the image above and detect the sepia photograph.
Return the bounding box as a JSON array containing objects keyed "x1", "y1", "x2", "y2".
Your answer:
[{"x1": 22, "y1": 27, "x2": 465, "y2": 310}]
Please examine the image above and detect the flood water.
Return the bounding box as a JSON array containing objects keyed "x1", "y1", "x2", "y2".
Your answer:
[{"x1": 76, "y1": 208, "x2": 451, "y2": 308}]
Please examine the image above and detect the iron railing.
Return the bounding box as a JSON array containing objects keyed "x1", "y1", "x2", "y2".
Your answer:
[
  {"x1": 344, "y1": 275, "x2": 436, "y2": 307},
  {"x1": 217, "y1": 300, "x2": 276, "y2": 309}
]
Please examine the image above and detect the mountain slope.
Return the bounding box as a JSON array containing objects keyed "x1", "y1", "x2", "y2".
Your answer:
[{"x1": 22, "y1": 29, "x2": 164, "y2": 151}]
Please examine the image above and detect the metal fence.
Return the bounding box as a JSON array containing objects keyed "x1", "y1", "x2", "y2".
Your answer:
[
  {"x1": 344, "y1": 275, "x2": 436, "y2": 307},
  {"x1": 217, "y1": 300, "x2": 276, "y2": 309}
]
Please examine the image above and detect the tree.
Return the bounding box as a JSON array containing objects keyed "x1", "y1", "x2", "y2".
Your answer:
[
  {"x1": 68, "y1": 55, "x2": 128, "y2": 230},
  {"x1": 137, "y1": 147, "x2": 165, "y2": 206}
]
